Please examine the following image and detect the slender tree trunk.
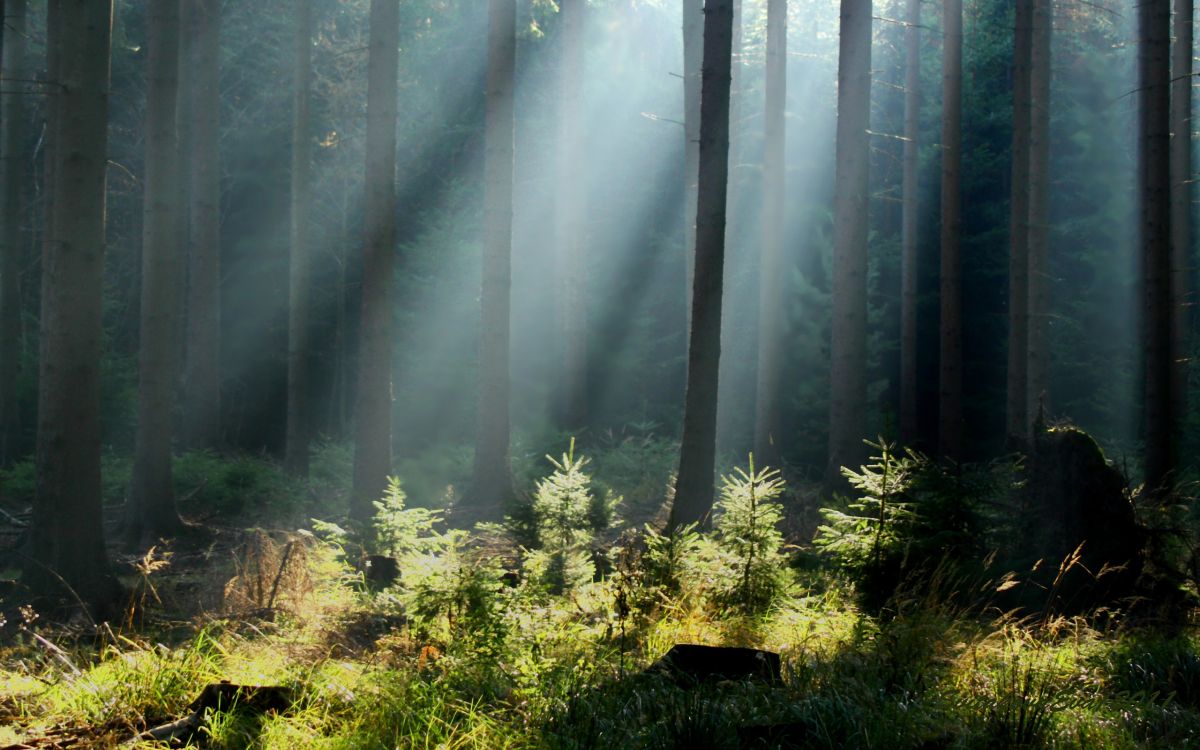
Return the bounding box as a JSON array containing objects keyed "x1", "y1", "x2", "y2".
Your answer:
[
  {"x1": 350, "y1": 0, "x2": 399, "y2": 522},
  {"x1": 939, "y1": 0, "x2": 963, "y2": 459},
  {"x1": 1171, "y1": 0, "x2": 1192, "y2": 454},
  {"x1": 1027, "y1": 0, "x2": 1052, "y2": 432},
  {"x1": 0, "y1": 0, "x2": 28, "y2": 465},
  {"x1": 183, "y1": 0, "x2": 221, "y2": 450},
  {"x1": 1141, "y1": 0, "x2": 1173, "y2": 491},
  {"x1": 286, "y1": 0, "x2": 313, "y2": 476},
  {"x1": 176, "y1": 1, "x2": 193, "y2": 395},
  {"x1": 899, "y1": 0, "x2": 919, "y2": 446},
  {"x1": 753, "y1": 0, "x2": 786, "y2": 468},
  {"x1": 556, "y1": 0, "x2": 587, "y2": 431},
  {"x1": 682, "y1": 0, "x2": 702, "y2": 332},
  {"x1": 31, "y1": 0, "x2": 121, "y2": 614},
  {"x1": 465, "y1": 0, "x2": 516, "y2": 519},
  {"x1": 1007, "y1": 0, "x2": 1033, "y2": 447},
  {"x1": 826, "y1": 0, "x2": 872, "y2": 486},
  {"x1": 669, "y1": 0, "x2": 734, "y2": 530},
  {"x1": 127, "y1": 0, "x2": 185, "y2": 547}
]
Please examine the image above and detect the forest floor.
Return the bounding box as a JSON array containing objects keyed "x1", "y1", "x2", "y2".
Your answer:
[{"x1": 0, "y1": 441, "x2": 1199, "y2": 748}]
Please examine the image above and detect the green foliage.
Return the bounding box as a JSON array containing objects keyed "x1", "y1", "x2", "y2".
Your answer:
[
  {"x1": 408, "y1": 530, "x2": 510, "y2": 659},
  {"x1": 711, "y1": 457, "x2": 792, "y2": 616},
  {"x1": 525, "y1": 439, "x2": 620, "y2": 594},
  {"x1": 173, "y1": 450, "x2": 303, "y2": 519},
  {"x1": 816, "y1": 440, "x2": 988, "y2": 611},
  {"x1": 371, "y1": 477, "x2": 443, "y2": 561}
]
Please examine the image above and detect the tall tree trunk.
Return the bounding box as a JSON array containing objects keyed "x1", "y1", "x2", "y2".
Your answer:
[
  {"x1": 556, "y1": 0, "x2": 587, "y2": 431},
  {"x1": 1141, "y1": 0, "x2": 1173, "y2": 491},
  {"x1": 669, "y1": 0, "x2": 734, "y2": 530},
  {"x1": 0, "y1": 0, "x2": 28, "y2": 465},
  {"x1": 1027, "y1": 0, "x2": 1052, "y2": 432},
  {"x1": 1007, "y1": 0, "x2": 1033, "y2": 447},
  {"x1": 1171, "y1": 0, "x2": 1192, "y2": 454},
  {"x1": 31, "y1": 0, "x2": 121, "y2": 614},
  {"x1": 286, "y1": 0, "x2": 314, "y2": 475},
  {"x1": 127, "y1": 0, "x2": 184, "y2": 547},
  {"x1": 682, "y1": 0, "x2": 702, "y2": 332},
  {"x1": 183, "y1": 0, "x2": 222, "y2": 450},
  {"x1": 826, "y1": 0, "x2": 872, "y2": 485},
  {"x1": 350, "y1": 0, "x2": 399, "y2": 522},
  {"x1": 753, "y1": 0, "x2": 786, "y2": 468},
  {"x1": 939, "y1": 0, "x2": 963, "y2": 459},
  {"x1": 899, "y1": 0, "x2": 919, "y2": 446},
  {"x1": 465, "y1": 0, "x2": 516, "y2": 519}
]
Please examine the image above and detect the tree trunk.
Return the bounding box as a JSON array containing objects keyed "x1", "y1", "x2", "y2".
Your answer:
[
  {"x1": 1007, "y1": 0, "x2": 1033, "y2": 447},
  {"x1": 350, "y1": 0, "x2": 400, "y2": 522},
  {"x1": 556, "y1": 0, "x2": 587, "y2": 431},
  {"x1": 682, "y1": 0, "x2": 702, "y2": 332},
  {"x1": 939, "y1": 0, "x2": 963, "y2": 459},
  {"x1": 1171, "y1": 0, "x2": 1192, "y2": 456},
  {"x1": 30, "y1": 0, "x2": 121, "y2": 614},
  {"x1": 183, "y1": 0, "x2": 222, "y2": 451},
  {"x1": 1141, "y1": 0, "x2": 1173, "y2": 491},
  {"x1": 464, "y1": 0, "x2": 516, "y2": 519},
  {"x1": 899, "y1": 0, "x2": 919, "y2": 446},
  {"x1": 286, "y1": 0, "x2": 314, "y2": 476},
  {"x1": 826, "y1": 0, "x2": 872, "y2": 485},
  {"x1": 669, "y1": 0, "x2": 734, "y2": 530},
  {"x1": 1027, "y1": 0, "x2": 1051, "y2": 432},
  {"x1": 753, "y1": 0, "x2": 786, "y2": 468},
  {"x1": 0, "y1": 0, "x2": 28, "y2": 465},
  {"x1": 127, "y1": 0, "x2": 184, "y2": 547}
]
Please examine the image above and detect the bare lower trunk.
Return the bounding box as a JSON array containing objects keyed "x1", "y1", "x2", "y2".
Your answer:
[
  {"x1": 1170, "y1": 0, "x2": 1192, "y2": 458},
  {"x1": 682, "y1": 0, "x2": 702, "y2": 333},
  {"x1": 1027, "y1": 0, "x2": 1052, "y2": 432},
  {"x1": 0, "y1": 0, "x2": 28, "y2": 465},
  {"x1": 939, "y1": 0, "x2": 963, "y2": 459},
  {"x1": 670, "y1": 0, "x2": 734, "y2": 530},
  {"x1": 1007, "y1": 0, "x2": 1033, "y2": 447},
  {"x1": 183, "y1": 0, "x2": 222, "y2": 451},
  {"x1": 826, "y1": 0, "x2": 872, "y2": 486},
  {"x1": 127, "y1": 0, "x2": 184, "y2": 547},
  {"x1": 753, "y1": 0, "x2": 786, "y2": 468},
  {"x1": 1140, "y1": 0, "x2": 1173, "y2": 491},
  {"x1": 350, "y1": 0, "x2": 400, "y2": 522},
  {"x1": 465, "y1": 0, "x2": 516, "y2": 519},
  {"x1": 31, "y1": 0, "x2": 122, "y2": 614},
  {"x1": 899, "y1": 0, "x2": 919, "y2": 446},
  {"x1": 286, "y1": 0, "x2": 314, "y2": 476},
  {"x1": 556, "y1": 0, "x2": 587, "y2": 431}
]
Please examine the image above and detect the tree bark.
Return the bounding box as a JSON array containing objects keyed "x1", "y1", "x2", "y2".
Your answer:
[
  {"x1": 127, "y1": 0, "x2": 185, "y2": 547},
  {"x1": 0, "y1": 0, "x2": 28, "y2": 465},
  {"x1": 753, "y1": 0, "x2": 786, "y2": 468},
  {"x1": 826, "y1": 0, "x2": 872, "y2": 486},
  {"x1": 670, "y1": 0, "x2": 734, "y2": 530},
  {"x1": 30, "y1": 0, "x2": 121, "y2": 614},
  {"x1": 1007, "y1": 0, "x2": 1033, "y2": 447},
  {"x1": 1027, "y1": 0, "x2": 1052, "y2": 433},
  {"x1": 183, "y1": 0, "x2": 222, "y2": 451},
  {"x1": 1171, "y1": 0, "x2": 1192, "y2": 457},
  {"x1": 682, "y1": 0, "x2": 702, "y2": 332},
  {"x1": 556, "y1": 0, "x2": 587, "y2": 431},
  {"x1": 1141, "y1": 0, "x2": 1173, "y2": 491},
  {"x1": 899, "y1": 0, "x2": 919, "y2": 446},
  {"x1": 350, "y1": 0, "x2": 400, "y2": 522},
  {"x1": 286, "y1": 0, "x2": 314, "y2": 476},
  {"x1": 464, "y1": 0, "x2": 516, "y2": 519},
  {"x1": 939, "y1": 0, "x2": 963, "y2": 459}
]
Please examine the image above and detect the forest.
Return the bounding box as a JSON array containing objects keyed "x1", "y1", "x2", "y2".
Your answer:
[{"x1": 0, "y1": 0, "x2": 1198, "y2": 747}]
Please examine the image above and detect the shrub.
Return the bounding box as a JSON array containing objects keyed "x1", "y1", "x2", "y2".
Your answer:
[{"x1": 711, "y1": 457, "x2": 792, "y2": 616}]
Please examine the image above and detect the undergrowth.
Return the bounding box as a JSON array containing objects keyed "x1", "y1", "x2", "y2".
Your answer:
[{"x1": 1, "y1": 442, "x2": 1199, "y2": 749}]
